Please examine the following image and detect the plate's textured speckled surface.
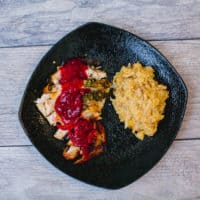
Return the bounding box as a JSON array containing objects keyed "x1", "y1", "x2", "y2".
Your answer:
[{"x1": 19, "y1": 22, "x2": 187, "y2": 189}]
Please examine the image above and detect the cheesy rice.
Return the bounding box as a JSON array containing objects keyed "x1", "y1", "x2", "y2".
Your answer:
[{"x1": 111, "y1": 62, "x2": 169, "y2": 140}]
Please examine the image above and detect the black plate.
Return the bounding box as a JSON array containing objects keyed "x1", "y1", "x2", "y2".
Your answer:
[{"x1": 19, "y1": 22, "x2": 187, "y2": 189}]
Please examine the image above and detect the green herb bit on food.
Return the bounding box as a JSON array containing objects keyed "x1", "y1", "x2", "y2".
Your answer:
[
  {"x1": 84, "y1": 78, "x2": 111, "y2": 89},
  {"x1": 83, "y1": 91, "x2": 107, "y2": 102}
]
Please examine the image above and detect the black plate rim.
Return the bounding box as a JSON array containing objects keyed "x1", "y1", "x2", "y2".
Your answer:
[{"x1": 18, "y1": 22, "x2": 188, "y2": 189}]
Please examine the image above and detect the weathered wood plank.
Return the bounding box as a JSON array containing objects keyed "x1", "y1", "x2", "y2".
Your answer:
[
  {"x1": 0, "y1": 0, "x2": 200, "y2": 47},
  {"x1": 0, "y1": 40, "x2": 199, "y2": 146},
  {"x1": 151, "y1": 40, "x2": 200, "y2": 140},
  {"x1": 0, "y1": 140, "x2": 200, "y2": 200}
]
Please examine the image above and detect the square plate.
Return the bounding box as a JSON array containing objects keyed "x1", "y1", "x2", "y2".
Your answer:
[{"x1": 19, "y1": 22, "x2": 187, "y2": 189}]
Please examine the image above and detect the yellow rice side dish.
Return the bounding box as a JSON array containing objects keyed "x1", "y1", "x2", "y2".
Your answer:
[{"x1": 111, "y1": 62, "x2": 169, "y2": 140}]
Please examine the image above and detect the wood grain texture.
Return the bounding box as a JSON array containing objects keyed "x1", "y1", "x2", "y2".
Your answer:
[
  {"x1": 0, "y1": 0, "x2": 200, "y2": 47},
  {"x1": 0, "y1": 140, "x2": 200, "y2": 200},
  {"x1": 1, "y1": 0, "x2": 199, "y2": 199},
  {"x1": 0, "y1": 40, "x2": 199, "y2": 146},
  {"x1": 151, "y1": 40, "x2": 200, "y2": 140}
]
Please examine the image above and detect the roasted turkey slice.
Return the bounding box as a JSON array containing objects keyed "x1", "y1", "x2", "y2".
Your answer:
[
  {"x1": 63, "y1": 121, "x2": 106, "y2": 164},
  {"x1": 35, "y1": 60, "x2": 110, "y2": 164}
]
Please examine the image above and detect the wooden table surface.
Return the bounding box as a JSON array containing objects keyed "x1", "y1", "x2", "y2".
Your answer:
[{"x1": 0, "y1": 1, "x2": 200, "y2": 199}]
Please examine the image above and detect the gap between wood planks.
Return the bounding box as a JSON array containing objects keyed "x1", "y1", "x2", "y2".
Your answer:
[
  {"x1": 0, "y1": 138, "x2": 200, "y2": 148},
  {"x1": 0, "y1": 38, "x2": 200, "y2": 49}
]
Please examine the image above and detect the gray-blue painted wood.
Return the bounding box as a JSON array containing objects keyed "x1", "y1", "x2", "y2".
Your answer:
[{"x1": 0, "y1": 0, "x2": 199, "y2": 47}]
